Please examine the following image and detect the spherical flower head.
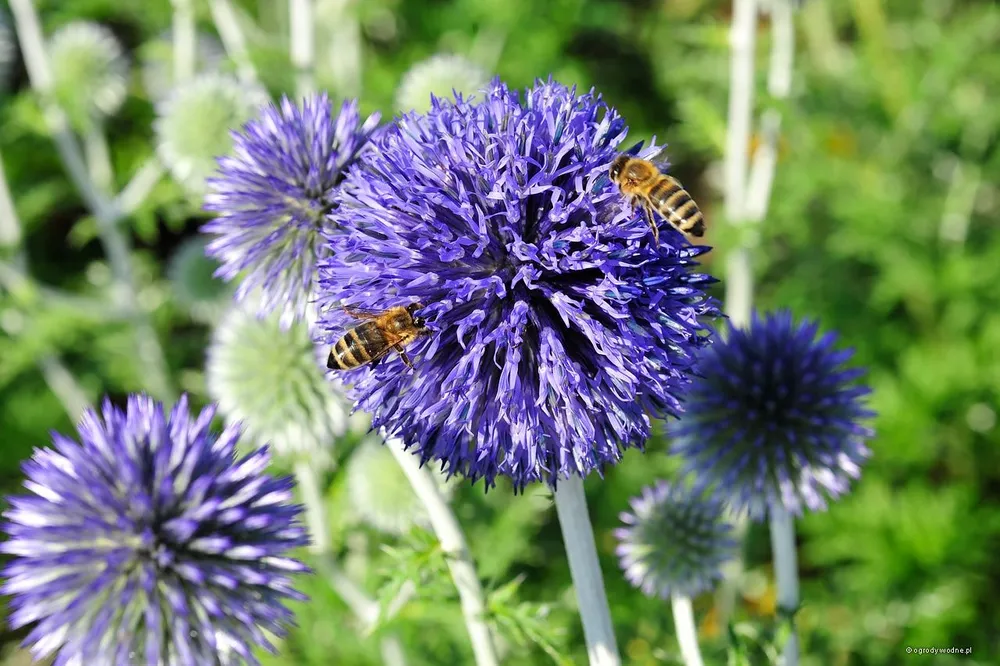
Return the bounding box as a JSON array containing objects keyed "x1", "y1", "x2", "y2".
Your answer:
[
  {"x1": 1, "y1": 394, "x2": 310, "y2": 665},
  {"x1": 345, "y1": 439, "x2": 455, "y2": 535},
  {"x1": 207, "y1": 295, "x2": 350, "y2": 468},
  {"x1": 167, "y1": 235, "x2": 234, "y2": 323},
  {"x1": 48, "y1": 22, "x2": 129, "y2": 127},
  {"x1": 316, "y1": 78, "x2": 718, "y2": 491},
  {"x1": 202, "y1": 94, "x2": 381, "y2": 326},
  {"x1": 396, "y1": 53, "x2": 490, "y2": 113},
  {"x1": 614, "y1": 481, "x2": 738, "y2": 599},
  {"x1": 155, "y1": 73, "x2": 265, "y2": 197},
  {"x1": 140, "y1": 30, "x2": 226, "y2": 101},
  {"x1": 670, "y1": 310, "x2": 876, "y2": 519}
]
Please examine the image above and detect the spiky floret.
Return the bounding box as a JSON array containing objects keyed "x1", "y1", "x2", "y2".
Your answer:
[
  {"x1": 315, "y1": 78, "x2": 718, "y2": 490},
  {"x1": 1, "y1": 394, "x2": 310, "y2": 665},
  {"x1": 202, "y1": 94, "x2": 381, "y2": 326},
  {"x1": 670, "y1": 310, "x2": 876, "y2": 519}
]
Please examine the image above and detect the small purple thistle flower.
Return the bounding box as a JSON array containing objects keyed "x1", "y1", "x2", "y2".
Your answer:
[
  {"x1": 1, "y1": 394, "x2": 310, "y2": 666},
  {"x1": 203, "y1": 94, "x2": 381, "y2": 326},
  {"x1": 614, "y1": 481, "x2": 738, "y2": 599},
  {"x1": 670, "y1": 310, "x2": 876, "y2": 519},
  {"x1": 316, "y1": 78, "x2": 718, "y2": 490}
]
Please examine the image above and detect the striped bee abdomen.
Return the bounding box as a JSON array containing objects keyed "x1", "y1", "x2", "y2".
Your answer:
[
  {"x1": 650, "y1": 177, "x2": 705, "y2": 237},
  {"x1": 328, "y1": 322, "x2": 389, "y2": 370}
]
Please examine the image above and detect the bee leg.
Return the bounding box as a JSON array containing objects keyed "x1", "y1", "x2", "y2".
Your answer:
[
  {"x1": 642, "y1": 205, "x2": 660, "y2": 246},
  {"x1": 394, "y1": 346, "x2": 414, "y2": 369}
]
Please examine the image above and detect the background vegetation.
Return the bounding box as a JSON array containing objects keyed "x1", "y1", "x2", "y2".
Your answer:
[{"x1": 0, "y1": 0, "x2": 997, "y2": 664}]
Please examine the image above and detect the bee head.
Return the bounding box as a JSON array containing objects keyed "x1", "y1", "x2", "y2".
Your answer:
[
  {"x1": 406, "y1": 302, "x2": 426, "y2": 328},
  {"x1": 609, "y1": 155, "x2": 626, "y2": 182}
]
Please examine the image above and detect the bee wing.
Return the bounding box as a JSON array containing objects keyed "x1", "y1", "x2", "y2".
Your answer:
[
  {"x1": 646, "y1": 145, "x2": 672, "y2": 170},
  {"x1": 342, "y1": 305, "x2": 388, "y2": 320}
]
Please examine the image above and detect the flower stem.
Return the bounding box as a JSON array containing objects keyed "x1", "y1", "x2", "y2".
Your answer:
[
  {"x1": 553, "y1": 475, "x2": 621, "y2": 666},
  {"x1": 0, "y1": 147, "x2": 92, "y2": 422},
  {"x1": 83, "y1": 120, "x2": 114, "y2": 195},
  {"x1": 938, "y1": 159, "x2": 980, "y2": 245},
  {"x1": 292, "y1": 461, "x2": 413, "y2": 661},
  {"x1": 380, "y1": 635, "x2": 409, "y2": 666},
  {"x1": 9, "y1": 0, "x2": 175, "y2": 403},
  {"x1": 170, "y1": 0, "x2": 197, "y2": 83},
  {"x1": 745, "y1": 0, "x2": 795, "y2": 224},
  {"x1": 385, "y1": 437, "x2": 499, "y2": 666},
  {"x1": 323, "y1": 0, "x2": 363, "y2": 98},
  {"x1": 290, "y1": 0, "x2": 315, "y2": 98},
  {"x1": 293, "y1": 461, "x2": 372, "y2": 617},
  {"x1": 723, "y1": 0, "x2": 758, "y2": 223},
  {"x1": 0, "y1": 150, "x2": 21, "y2": 250},
  {"x1": 37, "y1": 355, "x2": 91, "y2": 421},
  {"x1": 718, "y1": 0, "x2": 796, "y2": 631},
  {"x1": 115, "y1": 159, "x2": 165, "y2": 217},
  {"x1": 714, "y1": 513, "x2": 748, "y2": 626},
  {"x1": 207, "y1": 0, "x2": 260, "y2": 86},
  {"x1": 293, "y1": 460, "x2": 331, "y2": 553},
  {"x1": 671, "y1": 595, "x2": 705, "y2": 666},
  {"x1": 769, "y1": 504, "x2": 799, "y2": 666},
  {"x1": 721, "y1": 0, "x2": 758, "y2": 331}
]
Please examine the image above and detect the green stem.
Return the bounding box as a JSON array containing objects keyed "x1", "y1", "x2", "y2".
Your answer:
[
  {"x1": 385, "y1": 436, "x2": 499, "y2": 666},
  {"x1": 553, "y1": 475, "x2": 621, "y2": 666}
]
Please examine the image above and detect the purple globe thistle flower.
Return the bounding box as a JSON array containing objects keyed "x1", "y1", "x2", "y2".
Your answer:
[
  {"x1": 670, "y1": 310, "x2": 876, "y2": 519},
  {"x1": 614, "y1": 481, "x2": 738, "y2": 599},
  {"x1": 315, "y1": 78, "x2": 718, "y2": 490},
  {"x1": 1, "y1": 394, "x2": 309, "y2": 665},
  {"x1": 203, "y1": 94, "x2": 381, "y2": 326}
]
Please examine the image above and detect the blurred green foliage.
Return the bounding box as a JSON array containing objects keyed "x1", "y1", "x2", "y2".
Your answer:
[{"x1": 1, "y1": 0, "x2": 998, "y2": 664}]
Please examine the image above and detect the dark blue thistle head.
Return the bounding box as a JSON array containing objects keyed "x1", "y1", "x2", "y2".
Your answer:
[
  {"x1": 614, "y1": 481, "x2": 738, "y2": 599},
  {"x1": 670, "y1": 310, "x2": 876, "y2": 519},
  {"x1": 1, "y1": 394, "x2": 310, "y2": 665},
  {"x1": 203, "y1": 94, "x2": 381, "y2": 327},
  {"x1": 316, "y1": 78, "x2": 719, "y2": 491}
]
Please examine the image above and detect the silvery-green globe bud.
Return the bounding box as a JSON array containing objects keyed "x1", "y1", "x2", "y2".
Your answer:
[
  {"x1": 395, "y1": 53, "x2": 489, "y2": 113},
  {"x1": 206, "y1": 295, "x2": 349, "y2": 469},
  {"x1": 614, "y1": 481, "x2": 738, "y2": 599},
  {"x1": 166, "y1": 235, "x2": 234, "y2": 323},
  {"x1": 346, "y1": 439, "x2": 455, "y2": 535},
  {"x1": 47, "y1": 22, "x2": 129, "y2": 127},
  {"x1": 154, "y1": 74, "x2": 264, "y2": 196},
  {"x1": 140, "y1": 30, "x2": 225, "y2": 101}
]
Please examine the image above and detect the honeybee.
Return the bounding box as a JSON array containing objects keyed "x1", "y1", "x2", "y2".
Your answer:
[
  {"x1": 327, "y1": 303, "x2": 429, "y2": 371},
  {"x1": 609, "y1": 149, "x2": 706, "y2": 245}
]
